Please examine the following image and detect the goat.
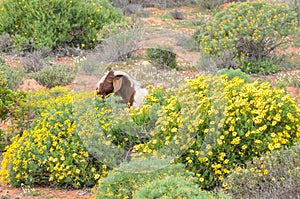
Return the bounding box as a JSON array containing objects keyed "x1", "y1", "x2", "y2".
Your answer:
[{"x1": 96, "y1": 70, "x2": 148, "y2": 107}]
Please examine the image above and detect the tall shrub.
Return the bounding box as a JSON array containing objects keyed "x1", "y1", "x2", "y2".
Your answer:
[
  {"x1": 195, "y1": 1, "x2": 298, "y2": 74},
  {"x1": 0, "y1": 0, "x2": 123, "y2": 50},
  {"x1": 133, "y1": 75, "x2": 300, "y2": 189}
]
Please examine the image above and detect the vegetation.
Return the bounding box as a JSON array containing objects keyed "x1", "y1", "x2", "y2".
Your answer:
[
  {"x1": 30, "y1": 65, "x2": 76, "y2": 88},
  {"x1": 195, "y1": 1, "x2": 298, "y2": 74},
  {"x1": 224, "y1": 143, "x2": 300, "y2": 199},
  {"x1": 217, "y1": 68, "x2": 251, "y2": 82},
  {"x1": 0, "y1": 72, "x2": 27, "y2": 151},
  {"x1": 0, "y1": 87, "x2": 108, "y2": 188},
  {"x1": 133, "y1": 75, "x2": 300, "y2": 189},
  {"x1": 146, "y1": 47, "x2": 178, "y2": 69},
  {"x1": 0, "y1": 59, "x2": 24, "y2": 91},
  {"x1": 0, "y1": 0, "x2": 300, "y2": 198},
  {"x1": 0, "y1": 0, "x2": 123, "y2": 50}
]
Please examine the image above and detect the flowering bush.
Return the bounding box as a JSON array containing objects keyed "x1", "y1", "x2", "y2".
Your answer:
[
  {"x1": 223, "y1": 142, "x2": 300, "y2": 198},
  {"x1": 133, "y1": 75, "x2": 300, "y2": 189},
  {"x1": 0, "y1": 87, "x2": 107, "y2": 188},
  {"x1": 0, "y1": 72, "x2": 27, "y2": 151},
  {"x1": 195, "y1": 1, "x2": 298, "y2": 74},
  {"x1": 0, "y1": 0, "x2": 122, "y2": 50}
]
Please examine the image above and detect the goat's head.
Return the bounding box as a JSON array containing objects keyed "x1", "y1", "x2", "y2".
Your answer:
[
  {"x1": 96, "y1": 70, "x2": 139, "y2": 106},
  {"x1": 96, "y1": 71, "x2": 115, "y2": 97}
]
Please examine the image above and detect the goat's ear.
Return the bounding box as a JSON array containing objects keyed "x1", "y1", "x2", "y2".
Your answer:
[{"x1": 113, "y1": 76, "x2": 123, "y2": 92}]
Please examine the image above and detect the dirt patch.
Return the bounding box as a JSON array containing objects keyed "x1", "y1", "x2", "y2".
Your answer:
[
  {"x1": 0, "y1": 184, "x2": 92, "y2": 199},
  {"x1": 19, "y1": 79, "x2": 47, "y2": 91}
]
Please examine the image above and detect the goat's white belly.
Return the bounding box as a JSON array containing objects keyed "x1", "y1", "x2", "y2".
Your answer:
[{"x1": 133, "y1": 88, "x2": 148, "y2": 108}]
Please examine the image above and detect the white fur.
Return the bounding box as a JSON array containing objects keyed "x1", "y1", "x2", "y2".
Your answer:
[
  {"x1": 96, "y1": 71, "x2": 110, "y2": 90},
  {"x1": 133, "y1": 87, "x2": 148, "y2": 108}
]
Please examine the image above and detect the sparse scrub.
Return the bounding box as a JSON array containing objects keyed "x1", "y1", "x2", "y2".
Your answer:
[
  {"x1": 0, "y1": 33, "x2": 13, "y2": 53},
  {"x1": 131, "y1": 61, "x2": 187, "y2": 87},
  {"x1": 195, "y1": 0, "x2": 224, "y2": 10},
  {"x1": 30, "y1": 65, "x2": 76, "y2": 88},
  {"x1": 80, "y1": 21, "x2": 144, "y2": 74},
  {"x1": 20, "y1": 48, "x2": 51, "y2": 73},
  {"x1": 169, "y1": 9, "x2": 185, "y2": 20},
  {"x1": 275, "y1": 71, "x2": 300, "y2": 88},
  {"x1": 224, "y1": 143, "x2": 300, "y2": 199},
  {"x1": 195, "y1": 1, "x2": 298, "y2": 74},
  {"x1": 0, "y1": 61, "x2": 24, "y2": 91},
  {"x1": 110, "y1": 0, "x2": 194, "y2": 9},
  {"x1": 0, "y1": 0, "x2": 123, "y2": 51},
  {"x1": 176, "y1": 34, "x2": 200, "y2": 51}
]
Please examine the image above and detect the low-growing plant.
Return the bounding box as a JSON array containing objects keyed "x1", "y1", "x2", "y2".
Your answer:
[
  {"x1": 195, "y1": 1, "x2": 298, "y2": 74},
  {"x1": 146, "y1": 46, "x2": 178, "y2": 69},
  {"x1": 133, "y1": 75, "x2": 300, "y2": 189},
  {"x1": 30, "y1": 65, "x2": 76, "y2": 88},
  {"x1": 195, "y1": 0, "x2": 224, "y2": 10},
  {"x1": 169, "y1": 9, "x2": 185, "y2": 20},
  {"x1": 223, "y1": 143, "x2": 300, "y2": 199},
  {"x1": 20, "y1": 48, "x2": 51, "y2": 73},
  {"x1": 0, "y1": 0, "x2": 123, "y2": 50},
  {"x1": 0, "y1": 33, "x2": 13, "y2": 53},
  {"x1": 131, "y1": 61, "x2": 187, "y2": 87},
  {"x1": 176, "y1": 34, "x2": 200, "y2": 51},
  {"x1": 217, "y1": 68, "x2": 251, "y2": 82},
  {"x1": 0, "y1": 87, "x2": 108, "y2": 188},
  {"x1": 96, "y1": 162, "x2": 201, "y2": 199},
  {"x1": 275, "y1": 71, "x2": 300, "y2": 88},
  {"x1": 134, "y1": 174, "x2": 231, "y2": 199},
  {"x1": 0, "y1": 61, "x2": 24, "y2": 91}
]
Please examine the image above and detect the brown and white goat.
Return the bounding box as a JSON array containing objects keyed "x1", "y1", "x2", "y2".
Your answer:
[{"x1": 96, "y1": 70, "x2": 148, "y2": 107}]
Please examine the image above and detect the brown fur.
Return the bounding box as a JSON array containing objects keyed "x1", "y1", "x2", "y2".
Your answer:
[
  {"x1": 96, "y1": 71, "x2": 136, "y2": 106},
  {"x1": 96, "y1": 71, "x2": 115, "y2": 97}
]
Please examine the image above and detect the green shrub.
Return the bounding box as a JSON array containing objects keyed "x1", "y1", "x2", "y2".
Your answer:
[
  {"x1": 0, "y1": 61, "x2": 24, "y2": 91},
  {"x1": 0, "y1": 0, "x2": 123, "y2": 50},
  {"x1": 134, "y1": 174, "x2": 231, "y2": 199},
  {"x1": 96, "y1": 162, "x2": 200, "y2": 199},
  {"x1": 224, "y1": 143, "x2": 300, "y2": 199},
  {"x1": 217, "y1": 68, "x2": 251, "y2": 82},
  {"x1": 0, "y1": 87, "x2": 108, "y2": 188},
  {"x1": 146, "y1": 47, "x2": 178, "y2": 69},
  {"x1": 31, "y1": 65, "x2": 76, "y2": 88},
  {"x1": 133, "y1": 75, "x2": 300, "y2": 189},
  {"x1": 195, "y1": 0, "x2": 224, "y2": 10},
  {"x1": 0, "y1": 72, "x2": 27, "y2": 151},
  {"x1": 195, "y1": 1, "x2": 298, "y2": 74}
]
